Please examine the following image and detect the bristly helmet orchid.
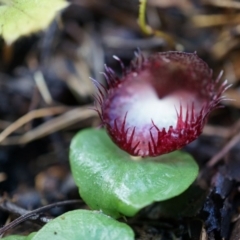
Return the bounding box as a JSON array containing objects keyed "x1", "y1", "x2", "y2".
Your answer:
[{"x1": 93, "y1": 51, "x2": 230, "y2": 157}]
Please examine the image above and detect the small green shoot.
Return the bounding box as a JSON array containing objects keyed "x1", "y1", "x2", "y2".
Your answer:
[{"x1": 138, "y1": 0, "x2": 175, "y2": 48}]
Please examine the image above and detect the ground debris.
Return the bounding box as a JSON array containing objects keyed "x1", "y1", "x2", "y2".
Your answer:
[{"x1": 1, "y1": 0, "x2": 240, "y2": 239}]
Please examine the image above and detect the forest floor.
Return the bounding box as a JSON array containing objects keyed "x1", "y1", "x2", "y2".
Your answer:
[{"x1": 1, "y1": 0, "x2": 240, "y2": 239}]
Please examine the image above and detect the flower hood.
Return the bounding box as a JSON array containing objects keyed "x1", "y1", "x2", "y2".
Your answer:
[{"x1": 94, "y1": 51, "x2": 229, "y2": 157}]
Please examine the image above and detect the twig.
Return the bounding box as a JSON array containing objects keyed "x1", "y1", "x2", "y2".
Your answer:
[
  {"x1": 0, "y1": 107, "x2": 98, "y2": 145},
  {"x1": 0, "y1": 199, "x2": 82, "y2": 236},
  {"x1": 204, "y1": 0, "x2": 240, "y2": 9},
  {"x1": 34, "y1": 71, "x2": 53, "y2": 105},
  {"x1": 203, "y1": 119, "x2": 240, "y2": 138},
  {"x1": 207, "y1": 131, "x2": 240, "y2": 167},
  {"x1": 0, "y1": 198, "x2": 52, "y2": 224},
  {"x1": 192, "y1": 14, "x2": 240, "y2": 27},
  {"x1": 0, "y1": 106, "x2": 72, "y2": 143},
  {"x1": 202, "y1": 125, "x2": 230, "y2": 138}
]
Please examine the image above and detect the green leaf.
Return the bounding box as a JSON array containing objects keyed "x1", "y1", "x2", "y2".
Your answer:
[
  {"x1": 1, "y1": 236, "x2": 26, "y2": 240},
  {"x1": 1, "y1": 232, "x2": 36, "y2": 240},
  {"x1": 70, "y1": 128, "x2": 199, "y2": 218},
  {"x1": 0, "y1": 0, "x2": 69, "y2": 44},
  {"x1": 31, "y1": 210, "x2": 134, "y2": 240},
  {"x1": 26, "y1": 233, "x2": 36, "y2": 240}
]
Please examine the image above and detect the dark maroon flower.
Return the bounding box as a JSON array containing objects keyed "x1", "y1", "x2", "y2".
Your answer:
[{"x1": 93, "y1": 51, "x2": 230, "y2": 157}]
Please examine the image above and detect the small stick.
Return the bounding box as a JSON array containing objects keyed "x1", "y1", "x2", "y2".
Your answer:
[
  {"x1": 207, "y1": 131, "x2": 240, "y2": 167},
  {"x1": 0, "y1": 106, "x2": 72, "y2": 143},
  {"x1": 34, "y1": 71, "x2": 53, "y2": 105},
  {"x1": 0, "y1": 199, "x2": 82, "y2": 236},
  {"x1": 0, "y1": 198, "x2": 52, "y2": 224},
  {"x1": 205, "y1": 0, "x2": 240, "y2": 9},
  {"x1": 0, "y1": 107, "x2": 97, "y2": 145}
]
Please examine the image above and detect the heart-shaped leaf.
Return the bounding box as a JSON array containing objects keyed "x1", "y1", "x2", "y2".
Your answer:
[
  {"x1": 70, "y1": 128, "x2": 198, "y2": 218},
  {"x1": 31, "y1": 210, "x2": 134, "y2": 240},
  {"x1": 1, "y1": 232, "x2": 36, "y2": 240},
  {"x1": 1, "y1": 236, "x2": 26, "y2": 240}
]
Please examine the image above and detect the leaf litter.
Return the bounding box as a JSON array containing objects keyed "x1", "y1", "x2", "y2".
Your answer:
[{"x1": 1, "y1": 0, "x2": 240, "y2": 239}]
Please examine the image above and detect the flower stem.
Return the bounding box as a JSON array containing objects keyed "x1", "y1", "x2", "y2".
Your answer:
[{"x1": 138, "y1": 0, "x2": 176, "y2": 49}]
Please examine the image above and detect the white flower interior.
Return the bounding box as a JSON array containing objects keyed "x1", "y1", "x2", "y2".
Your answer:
[
  {"x1": 127, "y1": 88, "x2": 182, "y2": 131},
  {"x1": 109, "y1": 80, "x2": 198, "y2": 136}
]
